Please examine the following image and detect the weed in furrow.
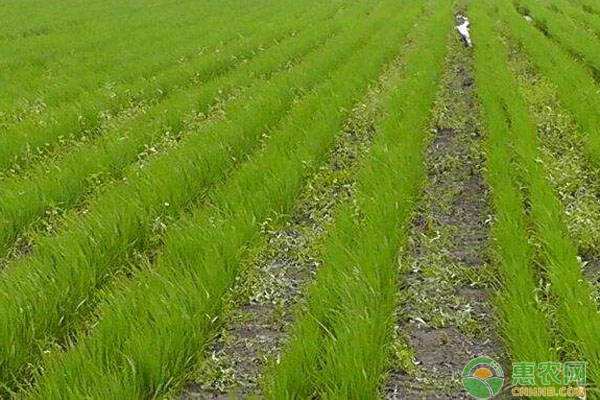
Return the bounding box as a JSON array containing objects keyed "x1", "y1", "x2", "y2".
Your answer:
[
  {"x1": 0, "y1": 0, "x2": 368, "y2": 260},
  {"x1": 0, "y1": 3, "x2": 395, "y2": 394},
  {"x1": 384, "y1": 15, "x2": 505, "y2": 399},
  {"x1": 478, "y1": 0, "x2": 600, "y2": 393},
  {"x1": 0, "y1": 0, "x2": 339, "y2": 176},
  {"x1": 506, "y1": 44, "x2": 600, "y2": 292},
  {"x1": 265, "y1": 2, "x2": 453, "y2": 398},
  {"x1": 179, "y1": 21, "x2": 422, "y2": 400},
  {"x1": 27, "y1": 4, "x2": 419, "y2": 398}
]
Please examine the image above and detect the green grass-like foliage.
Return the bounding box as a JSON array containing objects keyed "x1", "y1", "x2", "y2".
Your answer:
[
  {"x1": 3, "y1": 0, "x2": 599, "y2": 397},
  {"x1": 28, "y1": 1, "x2": 426, "y2": 398},
  {"x1": 0, "y1": 0, "x2": 366, "y2": 257},
  {"x1": 0, "y1": 0, "x2": 385, "y2": 392},
  {"x1": 470, "y1": 0, "x2": 557, "y2": 378},
  {"x1": 265, "y1": 1, "x2": 453, "y2": 398},
  {"x1": 474, "y1": 0, "x2": 600, "y2": 392},
  {"x1": 0, "y1": 0, "x2": 335, "y2": 170},
  {"x1": 496, "y1": 0, "x2": 600, "y2": 169}
]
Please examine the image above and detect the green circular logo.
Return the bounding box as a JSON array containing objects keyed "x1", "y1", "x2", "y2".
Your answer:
[{"x1": 462, "y1": 357, "x2": 504, "y2": 399}]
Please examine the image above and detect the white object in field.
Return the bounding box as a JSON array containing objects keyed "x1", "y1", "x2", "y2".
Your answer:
[
  {"x1": 524, "y1": 15, "x2": 533, "y2": 23},
  {"x1": 455, "y1": 13, "x2": 472, "y2": 47}
]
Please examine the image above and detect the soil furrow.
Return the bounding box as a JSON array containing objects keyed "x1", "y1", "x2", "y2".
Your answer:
[
  {"x1": 505, "y1": 42, "x2": 600, "y2": 309},
  {"x1": 513, "y1": 3, "x2": 600, "y2": 84},
  {"x1": 384, "y1": 17, "x2": 506, "y2": 399},
  {"x1": 177, "y1": 49, "x2": 413, "y2": 400}
]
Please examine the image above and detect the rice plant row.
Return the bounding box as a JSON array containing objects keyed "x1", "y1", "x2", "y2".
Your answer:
[
  {"x1": 0, "y1": 0, "x2": 343, "y2": 174},
  {"x1": 4, "y1": 0, "x2": 600, "y2": 398},
  {"x1": 0, "y1": 0, "x2": 373, "y2": 259},
  {"x1": 266, "y1": 1, "x2": 453, "y2": 397},
  {"x1": 474, "y1": 0, "x2": 600, "y2": 393},
  {"x1": 25, "y1": 1, "x2": 428, "y2": 398},
  {"x1": 0, "y1": 0, "x2": 410, "y2": 394}
]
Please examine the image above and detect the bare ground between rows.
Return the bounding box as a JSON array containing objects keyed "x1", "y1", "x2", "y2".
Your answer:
[
  {"x1": 505, "y1": 38, "x2": 600, "y2": 300},
  {"x1": 512, "y1": 3, "x2": 600, "y2": 85},
  {"x1": 176, "y1": 51, "x2": 412, "y2": 400},
  {"x1": 384, "y1": 19, "x2": 507, "y2": 400}
]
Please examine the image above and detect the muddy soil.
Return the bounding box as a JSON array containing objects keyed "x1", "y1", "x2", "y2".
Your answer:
[
  {"x1": 505, "y1": 39, "x2": 600, "y2": 309},
  {"x1": 176, "y1": 54, "x2": 409, "y2": 399},
  {"x1": 384, "y1": 22, "x2": 507, "y2": 400}
]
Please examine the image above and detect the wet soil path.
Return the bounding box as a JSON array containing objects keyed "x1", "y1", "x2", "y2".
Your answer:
[{"x1": 384, "y1": 19, "x2": 507, "y2": 400}]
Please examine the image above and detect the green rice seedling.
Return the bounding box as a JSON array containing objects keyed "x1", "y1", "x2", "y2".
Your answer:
[
  {"x1": 0, "y1": 0, "x2": 343, "y2": 174},
  {"x1": 28, "y1": 3, "x2": 425, "y2": 398},
  {"x1": 1, "y1": 0, "x2": 265, "y2": 60},
  {"x1": 470, "y1": 0, "x2": 557, "y2": 375},
  {"x1": 0, "y1": 0, "x2": 317, "y2": 96},
  {"x1": 0, "y1": 0, "x2": 370, "y2": 258},
  {"x1": 0, "y1": 0, "x2": 207, "y2": 40},
  {"x1": 481, "y1": 0, "x2": 600, "y2": 390},
  {"x1": 546, "y1": 0, "x2": 600, "y2": 36},
  {"x1": 265, "y1": 2, "x2": 453, "y2": 398},
  {"x1": 512, "y1": 0, "x2": 600, "y2": 75},
  {"x1": 571, "y1": 0, "x2": 600, "y2": 17},
  {"x1": 0, "y1": 0, "x2": 276, "y2": 114},
  {"x1": 0, "y1": 3, "x2": 393, "y2": 393},
  {"x1": 0, "y1": 0, "x2": 325, "y2": 143},
  {"x1": 492, "y1": 0, "x2": 600, "y2": 169},
  {"x1": 1, "y1": 1, "x2": 250, "y2": 77}
]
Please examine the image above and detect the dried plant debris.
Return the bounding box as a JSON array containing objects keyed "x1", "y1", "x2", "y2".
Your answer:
[
  {"x1": 177, "y1": 50, "x2": 414, "y2": 400},
  {"x1": 384, "y1": 30, "x2": 506, "y2": 400},
  {"x1": 506, "y1": 41, "x2": 600, "y2": 304}
]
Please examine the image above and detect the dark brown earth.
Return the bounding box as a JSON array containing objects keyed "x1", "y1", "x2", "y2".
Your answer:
[
  {"x1": 505, "y1": 36, "x2": 600, "y2": 311},
  {"x1": 178, "y1": 226, "x2": 320, "y2": 400},
  {"x1": 384, "y1": 18, "x2": 507, "y2": 400},
  {"x1": 176, "y1": 52, "x2": 410, "y2": 399}
]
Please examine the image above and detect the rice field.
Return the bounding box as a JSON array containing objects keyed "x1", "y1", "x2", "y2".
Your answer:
[{"x1": 2, "y1": 0, "x2": 600, "y2": 398}]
